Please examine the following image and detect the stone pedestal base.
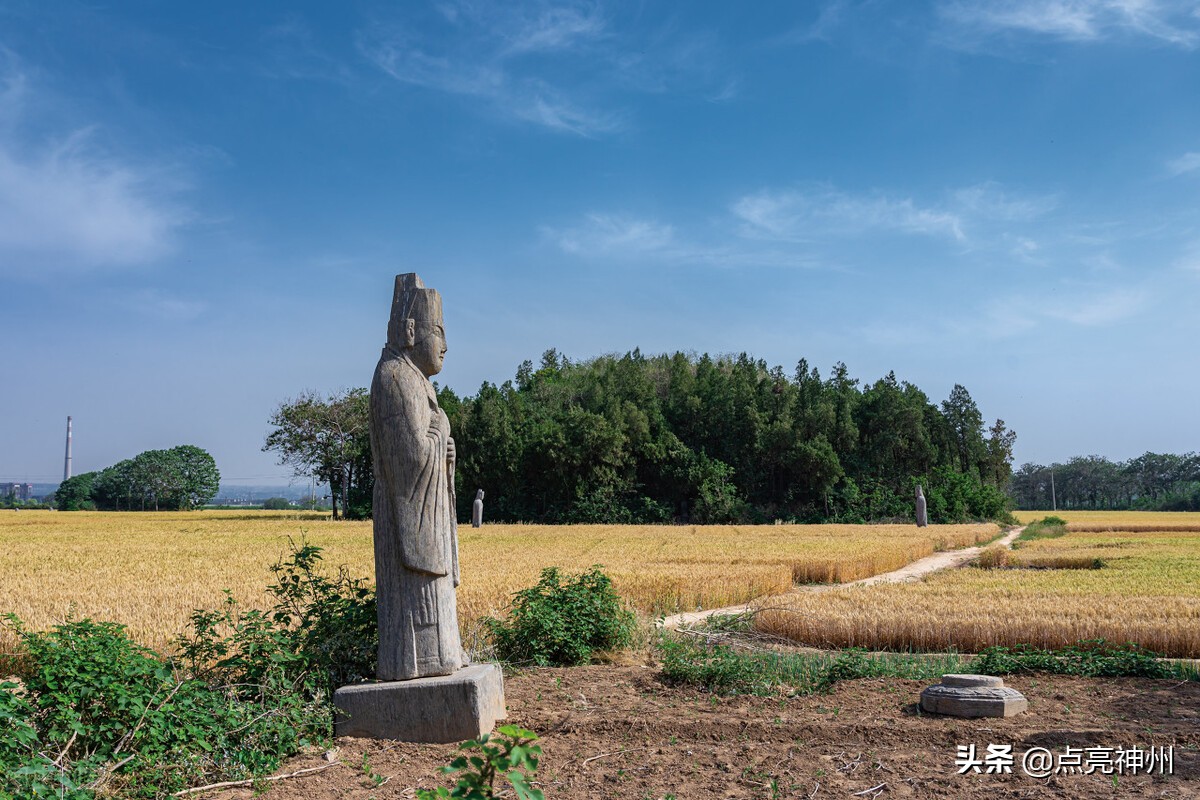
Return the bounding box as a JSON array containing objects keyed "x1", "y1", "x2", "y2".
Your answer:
[
  {"x1": 333, "y1": 664, "x2": 506, "y2": 742},
  {"x1": 920, "y1": 674, "x2": 1027, "y2": 718}
]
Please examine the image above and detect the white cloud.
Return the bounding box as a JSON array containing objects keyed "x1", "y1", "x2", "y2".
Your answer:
[
  {"x1": 732, "y1": 186, "x2": 966, "y2": 242},
  {"x1": 941, "y1": 0, "x2": 1200, "y2": 48},
  {"x1": 1167, "y1": 151, "x2": 1200, "y2": 176},
  {"x1": 0, "y1": 128, "x2": 184, "y2": 274},
  {"x1": 501, "y1": 6, "x2": 606, "y2": 55},
  {"x1": 0, "y1": 55, "x2": 187, "y2": 275}
]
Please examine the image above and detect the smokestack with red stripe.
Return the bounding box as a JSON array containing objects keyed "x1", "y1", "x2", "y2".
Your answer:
[{"x1": 64, "y1": 416, "x2": 72, "y2": 481}]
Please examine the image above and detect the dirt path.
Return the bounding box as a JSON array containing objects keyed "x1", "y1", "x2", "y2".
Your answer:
[{"x1": 660, "y1": 527, "x2": 1024, "y2": 629}]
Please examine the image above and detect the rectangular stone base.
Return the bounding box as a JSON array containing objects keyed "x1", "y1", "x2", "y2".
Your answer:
[{"x1": 334, "y1": 663, "x2": 506, "y2": 743}]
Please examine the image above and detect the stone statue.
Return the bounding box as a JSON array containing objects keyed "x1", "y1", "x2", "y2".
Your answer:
[
  {"x1": 472, "y1": 490, "x2": 484, "y2": 528},
  {"x1": 370, "y1": 273, "x2": 466, "y2": 680},
  {"x1": 915, "y1": 484, "x2": 928, "y2": 528}
]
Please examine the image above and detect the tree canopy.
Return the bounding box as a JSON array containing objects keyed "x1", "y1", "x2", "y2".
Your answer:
[
  {"x1": 262, "y1": 389, "x2": 370, "y2": 520},
  {"x1": 1011, "y1": 452, "x2": 1200, "y2": 511},
  {"x1": 273, "y1": 350, "x2": 1014, "y2": 524},
  {"x1": 55, "y1": 446, "x2": 220, "y2": 511}
]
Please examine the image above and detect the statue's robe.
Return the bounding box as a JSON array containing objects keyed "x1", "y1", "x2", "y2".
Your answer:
[{"x1": 370, "y1": 348, "x2": 464, "y2": 680}]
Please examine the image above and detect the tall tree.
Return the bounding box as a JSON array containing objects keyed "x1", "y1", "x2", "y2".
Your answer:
[{"x1": 263, "y1": 389, "x2": 371, "y2": 520}]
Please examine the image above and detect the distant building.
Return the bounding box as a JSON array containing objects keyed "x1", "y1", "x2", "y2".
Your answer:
[{"x1": 3, "y1": 483, "x2": 34, "y2": 502}]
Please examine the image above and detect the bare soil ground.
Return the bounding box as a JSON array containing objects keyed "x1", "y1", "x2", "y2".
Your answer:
[{"x1": 209, "y1": 662, "x2": 1198, "y2": 800}]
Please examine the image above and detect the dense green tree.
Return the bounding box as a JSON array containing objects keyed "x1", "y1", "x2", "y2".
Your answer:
[
  {"x1": 53, "y1": 472, "x2": 97, "y2": 511},
  {"x1": 274, "y1": 350, "x2": 1016, "y2": 524},
  {"x1": 59, "y1": 446, "x2": 220, "y2": 511},
  {"x1": 1010, "y1": 451, "x2": 1200, "y2": 511}
]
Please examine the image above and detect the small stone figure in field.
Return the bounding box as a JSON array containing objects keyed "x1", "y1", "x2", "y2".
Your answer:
[
  {"x1": 915, "y1": 484, "x2": 928, "y2": 528},
  {"x1": 472, "y1": 489, "x2": 484, "y2": 528}
]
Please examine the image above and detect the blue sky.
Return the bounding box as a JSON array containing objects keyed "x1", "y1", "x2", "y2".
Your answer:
[{"x1": 3, "y1": 0, "x2": 1199, "y2": 486}]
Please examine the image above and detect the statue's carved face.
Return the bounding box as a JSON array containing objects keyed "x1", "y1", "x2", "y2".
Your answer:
[{"x1": 408, "y1": 317, "x2": 447, "y2": 377}]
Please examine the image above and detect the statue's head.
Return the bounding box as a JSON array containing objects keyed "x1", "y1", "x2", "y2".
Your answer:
[
  {"x1": 476, "y1": 489, "x2": 484, "y2": 501},
  {"x1": 388, "y1": 273, "x2": 446, "y2": 377}
]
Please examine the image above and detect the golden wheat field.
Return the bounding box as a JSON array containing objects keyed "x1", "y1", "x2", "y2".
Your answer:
[
  {"x1": 756, "y1": 521, "x2": 1200, "y2": 657},
  {"x1": 0, "y1": 510, "x2": 998, "y2": 654},
  {"x1": 1014, "y1": 509, "x2": 1200, "y2": 531}
]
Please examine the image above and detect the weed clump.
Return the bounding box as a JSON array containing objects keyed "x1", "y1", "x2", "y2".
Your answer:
[
  {"x1": 0, "y1": 540, "x2": 377, "y2": 798},
  {"x1": 974, "y1": 639, "x2": 1191, "y2": 679},
  {"x1": 485, "y1": 566, "x2": 636, "y2": 666}
]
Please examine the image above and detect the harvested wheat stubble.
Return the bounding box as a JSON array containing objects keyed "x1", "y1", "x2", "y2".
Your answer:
[
  {"x1": 0, "y1": 510, "x2": 997, "y2": 653},
  {"x1": 757, "y1": 528, "x2": 1200, "y2": 657}
]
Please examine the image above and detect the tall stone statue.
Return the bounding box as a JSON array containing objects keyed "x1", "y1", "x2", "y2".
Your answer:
[
  {"x1": 370, "y1": 273, "x2": 466, "y2": 680},
  {"x1": 915, "y1": 484, "x2": 928, "y2": 528},
  {"x1": 472, "y1": 489, "x2": 484, "y2": 528},
  {"x1": 334, "y1": 273, "x2": 504, "y2": 743}
]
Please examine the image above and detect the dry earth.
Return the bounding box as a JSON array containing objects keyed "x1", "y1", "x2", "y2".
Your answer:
[{"x1": 207, "y1": 663, "x2": 1197, "y2": 800}]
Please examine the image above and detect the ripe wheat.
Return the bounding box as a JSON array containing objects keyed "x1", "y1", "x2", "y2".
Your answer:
[{"x1": 0, "y1": 510, "x2": 997, "y2": 654}]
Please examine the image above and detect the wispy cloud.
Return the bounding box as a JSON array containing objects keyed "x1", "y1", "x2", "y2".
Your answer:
[
  {"x1": 540, "y1": 212, "x2": 831, "y2": 270},
  {"x1": 732, "y1": 186, "x2": 967, "y2": 242},
  {"x1": 1045, "y1": 286, "x2": 1150, "y2": 324},
  {"x1": 542, "y1": 213, "x2": 675, "y2": 255},
  {"x1": 0, "y1": 132, "x2": 185, "y2": 274},
  {"x1": 0, "y1": 57, "x2": 187, "y2": 276},
  {"x1": 1167, "y1": 151, "x2": 1200, "y2": 176},
  {"x1": 357, "y1": 1, "x2": 729, "y2": 136},
  {"x1": 940, "y1": 0, "x2": 1200, "y2": 48}
]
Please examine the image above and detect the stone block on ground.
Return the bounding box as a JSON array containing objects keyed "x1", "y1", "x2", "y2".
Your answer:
[
  {"x1": 920, "y1": 673, "x2": 1027, "y2": 718},
  {"x1": 334, "y1": 663, "x2": 506, "y2": 742}
]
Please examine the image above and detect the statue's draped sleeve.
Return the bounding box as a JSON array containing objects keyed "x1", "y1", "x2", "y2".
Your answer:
[{"x1": 371, "y1": 357, "x2": 451, "y2": 576}]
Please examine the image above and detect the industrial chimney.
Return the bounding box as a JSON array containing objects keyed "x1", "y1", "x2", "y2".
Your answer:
[{"x1": 64, "y1": 416, "x2": 72, "y2": 481}]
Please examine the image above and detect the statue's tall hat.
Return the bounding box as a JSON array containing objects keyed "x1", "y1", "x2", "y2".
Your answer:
[{"x1": 387, "y1": 273, "x2": 443, "y2": 345}]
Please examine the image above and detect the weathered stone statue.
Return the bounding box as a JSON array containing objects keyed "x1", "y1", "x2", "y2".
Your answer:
[
  {"x1": 472, "y1": 489, "x2": 484, "y2": 528},
  {"x1": 915, "y1": 484, "x2": 928, "y2": 528},
  {"x1": 370, "y1": 273, "x2": 466, "y2": 680},
  {"x1": 333, "y1": 273, "x2": 505, "y2": 743}
]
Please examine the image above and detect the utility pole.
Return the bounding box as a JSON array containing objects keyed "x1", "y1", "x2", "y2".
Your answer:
[
  {"x1": 63, "y1": 416, "x2": 72, "y2": 481},
  {"x1": 1050, "y1": 468, "x2": 1057, "y2": 512}
]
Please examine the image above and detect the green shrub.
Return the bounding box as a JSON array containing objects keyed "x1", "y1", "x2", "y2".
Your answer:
[
  {"x1": 1, "y1": 615, "x2": 324, "y2": 799},
  {"x1": 0, "y1": 540, "x2": 377, "y2": 798},
  {"x1": 485, "y1": 566, "x2": 635, "y2": 666},
  {"x1": 177, "y1": 540, "x2": 377, "y2": 698},
  {"x1": 416, "y1": 725, "x2": 544, "y2": 800},
  {"x1": 1015, "y1": 516, "x2": 1069, "y2": 546}
]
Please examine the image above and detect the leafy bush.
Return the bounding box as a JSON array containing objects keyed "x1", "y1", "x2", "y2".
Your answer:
[
  {"x1": 485, "y1": 566, "x2": 636, "y2": 666},
  {"x1": 0, "y1": 541, "x2": 377, "y2": 798},
  {"x1": 177, "y1": 541, "x2": 377, "y2": 698},
  {"x1": 416, "y1": 725, "x2": 544, "y2": 800},
  {"x1": 0, "y1": 616, "x2": 324, "y2": 799}
]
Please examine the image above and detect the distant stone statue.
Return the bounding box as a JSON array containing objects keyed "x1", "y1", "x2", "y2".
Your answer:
[
  {"x1": 915, "y1": 484, "x2": 928, "y2": 528},
  {"x1": 370, "y1": 273, "x2": 466, "y2": 680},
  {"x1": 472, "y1": 489, "x2": 484, "y2": 528}
]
